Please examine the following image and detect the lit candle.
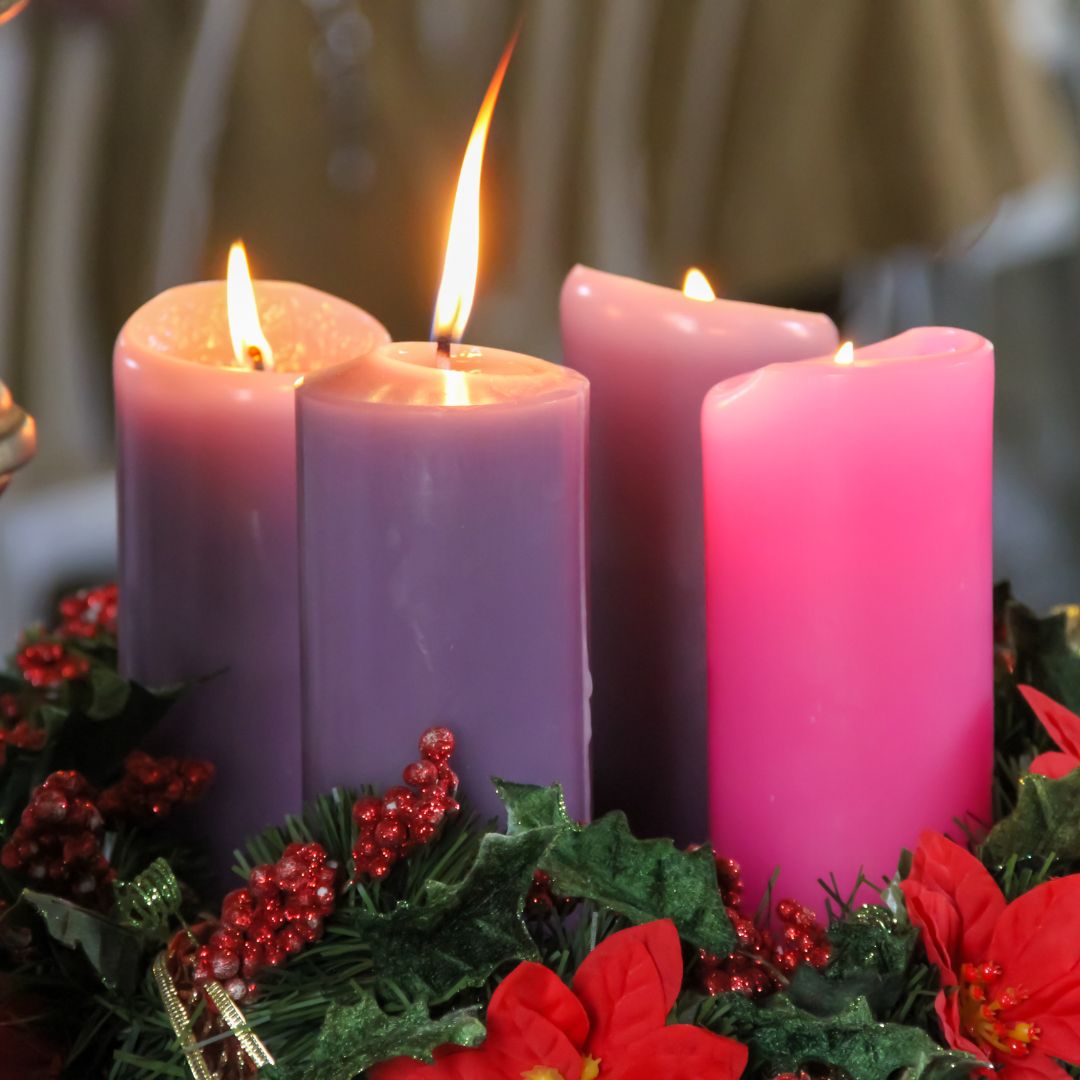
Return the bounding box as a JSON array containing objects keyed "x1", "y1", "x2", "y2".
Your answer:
[
  {"x1": 0, "y1": 379, "x2": 35, "y2": 497},
  {"x1": 560, "y1": 266, "x2": 837, "y2": 843},
  {"x1": 702, "y1": 329, "x2": 994, "y2": 912},
  {"x1": 114, "y1": 245, "x2": 389, "y2": 865},
  {"x1": 297, "y1": 37, "x2": 591, "y2": 821}
]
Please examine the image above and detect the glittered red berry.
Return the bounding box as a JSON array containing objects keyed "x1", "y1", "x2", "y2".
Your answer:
[
  {"x1": 58, "y1": 584, "x2": 118, "y2": 639},
  {"x1": 403, "y1": 760, "x2": 438, "y2": 788},
  {"x1": 419, "y1": 726, "x2": 454, "y2": 763},
  {"x1": 16, "y1": 642, "x2": 90, "y2": 689}
]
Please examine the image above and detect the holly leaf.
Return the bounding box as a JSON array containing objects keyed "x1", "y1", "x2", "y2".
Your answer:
[
  {"x1": 21, "y1": 889, "x2": 143, "y2": 993},
  {"x1": 345, "y1": 827, "x2": 554, "y2": 1003},
  {"x1": 726, "y1": 996, "x2": 976, "y2": 1080},
  {"x1": 982, "y1": 767, "x2": 1080, "y2": 866},
  {"x1": 86, "y1": 665, "x2": 132, "y2": 720},
  {"x1": 282, "y1": 992, "x2": 483, "y2": 1080},
  {"x1": 495, "y1": 780, "x2": 736, "y2": 955},
  {"x1": 790, "y1": 904, "x2": 919, "y2": 1019}
]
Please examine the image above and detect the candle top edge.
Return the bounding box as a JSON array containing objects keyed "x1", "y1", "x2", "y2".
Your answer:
[
  {"x1": 298, "y1": 340, "x2": 587, "y2": 409},
  {"x1": 116, "y1": 280, "x2": 390, "y2": 376},
  {"x1": 704, "y1": 326, "x2": 992, "y2": 408},
  {"x1": 561, "y1": 263, "x2": 838, "y2": 331}
]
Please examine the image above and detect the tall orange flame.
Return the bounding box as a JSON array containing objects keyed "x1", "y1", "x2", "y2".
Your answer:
[
  {"x1": 227, "y1": 241, "x2": 274, "y2": 371},
  {"x1": 0, "y1": 0, "x2": 32, "y2": 27},
  {"x1": 431, "y1": 29, "x2": 519, "y2": 349}
]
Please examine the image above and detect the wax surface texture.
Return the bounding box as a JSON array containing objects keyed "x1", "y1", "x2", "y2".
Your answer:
[
  {"x1": 561, "y1": 265, "x2": 838, "y2": 843},
  {"x1": 298, "y1": 342, "x2": 590, "y2": 823},
  {"x1": 115, "y1": 281, "x2": 389, "y2": 867},
  {"x1": 703, "y1": 327, "x2": 994, "y2": 912}
]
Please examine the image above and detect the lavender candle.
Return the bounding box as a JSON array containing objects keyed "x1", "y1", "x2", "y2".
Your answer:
[
  {"x1": 115, "y1": 262, "x2": 388, "y2": 865},
  {"x1": 297, "y1": 343, "x2": 590, "y2": 821}
]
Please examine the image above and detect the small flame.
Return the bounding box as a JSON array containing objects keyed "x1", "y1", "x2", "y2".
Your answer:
[
  {"x1": 682, "y1": 267, "x2": 715, "y2": 302},
  {"x1": 227, "y1": 241, "x2": 274, "y2": 371},
  {"x1": 431, "y1": 30, "x2": 519, "y2": 349},
  {"x1": 443, "y1": 369, "x2": 471, "y2": 407},
  {"x1": 834, "y1": 341, "x2": 855, "y2": 366},
  {"x1": 0, "y1": 0, "x2": 32, "y2": 26}
]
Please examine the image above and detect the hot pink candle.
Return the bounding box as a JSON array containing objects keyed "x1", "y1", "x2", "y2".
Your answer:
[
  {"x1": 702, "y1": 328, "x2": 994, "y2": 913},
  {"x1": 560, "y1": 265, "x2": 838, "y2": 844},
  {"x1": 115, "y1": 277, "x2": 388, "y2": 866}
]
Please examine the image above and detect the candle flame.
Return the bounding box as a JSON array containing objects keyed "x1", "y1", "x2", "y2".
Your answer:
[
  {"x1": 443, "y1": 369, "x2": 471, "y2": 407},
  {"x1": 431, "y1": 29, "x2": 519, "y2": 349},
  {"x1": 682, "y1": 267, "x2": 715, "y2": 302},
  {"x1": 227, "y1": 240, "x2": 274, "y2": 371},
  {"x1": 834, "y1": 341, "x2": 855, "y2": 366},
  {"x1": 0, "y1": 0, "x2": 32, "y2": 26}
]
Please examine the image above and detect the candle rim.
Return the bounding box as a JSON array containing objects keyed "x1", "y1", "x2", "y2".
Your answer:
[
  {"x1": 299, "y1": 339, "x2": 588, "y2": 410},
  {"x1": 704, "y1": 326, "x2": 992, "y2": 409},
  {"x1": 118, "y1": 279, "x2": 390, "y2": 376}
]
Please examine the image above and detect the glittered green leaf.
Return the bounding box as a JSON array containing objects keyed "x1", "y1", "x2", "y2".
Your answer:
[
  {"x1": 281, "y1": 992, "x2": 483, "y2": 1080},
  {"x1": 22, "y1": 889, "x2": 142, "y2": 994},
  {"x1": 494, "y1": 777, "x2": 571, "y2": 833},
  {"x1": 346, "y1": 827, "x2": 554, "y2": 1003},
  {"x1": 496, "y1": 781, "x2": 736, "y2": 956},
  {"x1": 790, "y1": 904, "x2": 919, "y2": 1018},
  {"x1": 726, "y1": 996, "x2": 976, "y2": 1080},
  {"x1": 982, "y1": 767, "x2": 1080, "y2": 865}
]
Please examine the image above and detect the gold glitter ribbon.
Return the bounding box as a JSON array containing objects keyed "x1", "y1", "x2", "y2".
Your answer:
[
  {"x1": 152, "y1": 952, "x2": 216, "y2": 1080},
  {"x1": 128, "y1": 861, "x2": 275, "y2": 1076},
  {"x1": 115, "y1": 858, "x2": 183, "y2": 932}
]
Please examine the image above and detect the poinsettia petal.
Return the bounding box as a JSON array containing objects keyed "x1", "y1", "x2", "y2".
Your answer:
[
  {"x1": 903, "y1": 881, "x2": 964, "y2": 983},
  {"x1": 934, "y1": 989, "x2": 984, "y2": 1059},
  {"x1": 573, "y1": 921, "x2": 682, "y2": 1065},
  {"x1": 995, "y1": 1053, "x2": 1075, "y2": 1080},
  {"x1": 1019, "y1": 686, "x2": 1080, "y2": 759},
  {"x1": 903, "y1": 832, "x2": 1004, "y2": 966},
  {"x1": 992, "y1": 876, "x2": 1080, "y2": 1063},
  {"x1": 1029, "y1": 751, "x2": 1080, "y2": 780},
  {"x1": 483, "y1": 961, "x2": 588, "y2": 1077},
  {"x1": 602, "y1": 1023, "x2": 748, "y2": 1080}
]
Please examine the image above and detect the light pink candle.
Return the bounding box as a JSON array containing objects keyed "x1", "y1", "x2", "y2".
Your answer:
[
  {"x1": 702, "y1": 328, "x2": 994, "y2": 913},
  {"x1": 115, "y1": 279, "x2": 388, "y2": 868},
  {"x1": 560, "y1": 265, "x2": 837, "y2": 844}
]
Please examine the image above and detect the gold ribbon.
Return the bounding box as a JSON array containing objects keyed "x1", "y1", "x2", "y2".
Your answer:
[
  {"x1": 116, "y1": 858, "x2": 183, "y2": 932},
  {"x1": 152, "y1": 953, "x2": 217, "y2": 1080}
]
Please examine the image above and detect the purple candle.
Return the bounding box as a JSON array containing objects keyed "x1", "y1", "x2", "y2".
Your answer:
[
  {"x1": 297, "y1": 344, "x2": 590, "y2": 821},
  {"x1": 560, "y1": 265, "x2": 838, "y2": 844},
  {"x1": 114, "y1": 253, "x2": 388, "y2": 865}
]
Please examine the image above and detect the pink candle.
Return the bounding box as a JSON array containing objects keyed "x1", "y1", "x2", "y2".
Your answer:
[
  {"x1": 115, "y1": 271, "x2": 388, "y2": 866},
  {"x1": 560, "y1": 265, "x2": 838, "y2": 844},
  {"x1": 702, "y1": 328, "x2": 994, "y2": 913}
]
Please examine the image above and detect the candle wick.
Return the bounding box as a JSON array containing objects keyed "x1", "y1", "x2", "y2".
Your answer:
[
  {"x1": 247, "y1": 345, "x2": 265, "y2": 372},
  {"x1": 435, "y1": 336, "x2": 453, "y2": 368}
]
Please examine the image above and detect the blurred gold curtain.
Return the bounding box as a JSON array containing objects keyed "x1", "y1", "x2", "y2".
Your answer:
[{"x1": 2, "y1": 0, "x2": 1071, "y2": 473}]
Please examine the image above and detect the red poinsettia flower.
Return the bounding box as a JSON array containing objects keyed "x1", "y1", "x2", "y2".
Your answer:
[
  {"x1": 1018, "y1": 685, "x2": 1080, "y2": 779},
  {"x1": 370, "y1": 920, "x2": 747, "y2": 1080},
  {"x1": 901, "y1": 831, "x2": 1080, "y2": 1077}
]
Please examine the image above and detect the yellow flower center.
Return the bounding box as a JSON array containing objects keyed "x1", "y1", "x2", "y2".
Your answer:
[
  {"x1": 959, "y1": 961, "x2": 1041, "y2": 1060},
  {"x1": 521, "y1": 1057, "x2": 600, "y2": 1080}
]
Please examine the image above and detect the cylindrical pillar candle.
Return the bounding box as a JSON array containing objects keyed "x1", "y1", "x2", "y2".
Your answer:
[
  {"x1": 297, "y1": 342, "x2": 590, "y2": 822},
  {"x1": 560, "y1": 265, "x2": 838, "y2": 844},
  {"x1": 703, "y1": 328, "x2": 994, "y2": 913},
  {"x1": 115, "y1": 281, "x2": 389, "y2": 864}
]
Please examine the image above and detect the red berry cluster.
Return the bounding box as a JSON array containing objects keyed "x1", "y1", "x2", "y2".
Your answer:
[
  {"x1": 194, "y1": 842, "x2": 338, "y2": 1004},
  {"x1": 0, "y1": 693, "x2": 45, "y2": 766},
  {"x1": 16, "y1": 642, "x2": 89, "y2": 689},
  {"x1": 98, "y1": 750, "x2": 214, "y2": 824},
  {"x1": 352, "y1": 726, "x2": 459, "y2": 881},
  {"x1": 525, "y1": 869, "x2": 576, "y2": 919},
  {"x1": 0, "y1": 772, "x2": 114, "y2": 906},
  {"x1": 697, "y1": 854, "x2": 831, "y2": 999},
  {"x1": 58, "y1": 584, "x2": 118, "y2": 640}
]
